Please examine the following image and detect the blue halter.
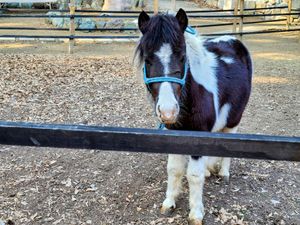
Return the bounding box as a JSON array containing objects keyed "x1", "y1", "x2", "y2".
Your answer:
[
  {"x1": 142, "y1": 26, "x2": 196, "y2": 90},
  {"x1": 143, "y1": 61, "x2": 189, "y2": 89},
  {"x1": 185, "y1": 26, "x2": 197, "y2": 35}
]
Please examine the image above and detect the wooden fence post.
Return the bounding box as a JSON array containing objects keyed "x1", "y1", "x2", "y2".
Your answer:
[
  {"x1": 68, "y1": 0, "x2": 75, "y2": 54},
  {"x1": 286, "y1": 0, "x2": 292, "y2": 29},
  {"x1": 171, "y1": 0, "x2": 176, "y2": 11},
  {"x1": 232, "y1": 0, "x2": 240, "y2": 35},
  {"x1": 154, "y1": 0, "x2": 159, "y2": 14},
  {"x1": 238, "y1": 0, "x2": 244, "y2": 40}
]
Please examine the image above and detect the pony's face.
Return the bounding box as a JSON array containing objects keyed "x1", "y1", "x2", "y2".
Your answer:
[{"x1": 137, "y1": 9, "x2": 188, "y2": 124}]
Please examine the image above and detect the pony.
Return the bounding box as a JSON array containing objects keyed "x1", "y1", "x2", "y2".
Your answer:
[{"x1": 135, "y1": 9, "x2": 252, "y2": 225}]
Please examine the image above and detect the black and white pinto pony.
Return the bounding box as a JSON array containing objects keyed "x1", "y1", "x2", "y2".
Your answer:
[{"x1": 135, "y1": 9, "x2": 252, "y2": 225}]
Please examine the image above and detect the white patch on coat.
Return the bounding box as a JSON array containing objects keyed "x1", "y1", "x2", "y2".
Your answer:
[
  {"x1": 155, "y1": 43, "x2": 172, "y2": 74},
  {"x1": 218, "y1": 126, "x2": 238, "y2": 178},
  {"x1": 156, "y1": 82, "x2": 179, "y2": 118},
  {"x1": 209, "y1": 35, "x2": 236, "y2": 43},
  {"x1": 212, "y1": 103, "x2": 231, "y2": 132},
  {"x1": 184, "y1": 32, "x2": 219, "y2": 125},
  {"x1": 220, "y1": 56, "x2": 234, "y2": 64},
  {"x1": 186, "y1": 156, "x2": 205, "y2": 221}
]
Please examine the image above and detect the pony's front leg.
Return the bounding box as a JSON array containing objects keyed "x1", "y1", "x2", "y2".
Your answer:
[
  {"x1": 187, "y1": 156, "x2": 206, "y2": 225},
  {"x1": 161, "y1": 154, "x2": 187, "y2": 215}
]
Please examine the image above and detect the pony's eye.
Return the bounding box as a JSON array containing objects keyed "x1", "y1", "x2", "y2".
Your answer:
[
  {"x1": 180, "y1": 55, "x2": 186, "y2": 63},
  {"x1": 145, "y1": 59, "x2": 152, "y2": 66}
]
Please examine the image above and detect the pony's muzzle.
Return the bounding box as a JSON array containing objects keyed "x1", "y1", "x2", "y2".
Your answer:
[{"x1": 156, "y1": 103, "x2": 179, "y2": 124}]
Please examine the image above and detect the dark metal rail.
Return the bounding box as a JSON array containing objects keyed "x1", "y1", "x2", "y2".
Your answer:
[
  {"x1": 0, "y1": 12, "x2": 299, "y2": 18},
  {"x1": 0, "y1": 19, "x2": 287, "y2": 31},
  {"x1": 1, "y1": 28, "x2": 299, "y2": 39},
  {"x1": 0, "y1": 5, "x2": 289, "y2": 14},
  {"x1": 0, "y1": 121, "x2": 299, "y2": 161}
]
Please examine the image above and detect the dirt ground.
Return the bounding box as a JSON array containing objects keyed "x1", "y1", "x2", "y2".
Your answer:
[{"x1": 0, "y1": 30, "x2": 300, "y2": 225}]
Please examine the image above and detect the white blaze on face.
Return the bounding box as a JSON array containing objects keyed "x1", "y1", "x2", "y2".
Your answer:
[
  {"x1": 154, "y1": 43, "x2": 179, "y2": 123},
  {"x1": 155, "y1": 43, "x2": 172, "y2": 74}
]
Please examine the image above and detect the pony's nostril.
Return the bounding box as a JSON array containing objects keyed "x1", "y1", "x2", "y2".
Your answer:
[{"x1": 158, "y1": 105, "x2": 161, "y2": 113}]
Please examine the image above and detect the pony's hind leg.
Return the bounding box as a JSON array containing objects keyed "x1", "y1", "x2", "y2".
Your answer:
[
  {"x1": 218, "y1": 126, "x2": 238, "y2": 183},
  {"x1": 218, "y1": 158, "x2": 231, "y2": 183},
  {"x1": 187, "y1": 156, "x2": 206, "y2": 225},
  {"x1": 161, "y1": 154, "x2": 187, "y2": 215}
]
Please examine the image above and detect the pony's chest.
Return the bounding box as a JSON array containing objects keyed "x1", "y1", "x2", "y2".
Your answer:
[{"x1": 177, "y1": 83, "x2": 216, "y2": 131}]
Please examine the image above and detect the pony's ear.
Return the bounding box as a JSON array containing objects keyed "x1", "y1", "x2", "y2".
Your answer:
[
  {"x1": 138, "y1": 11, "x2": 150, "y2": 34},
  {"x1": 176, "y1": 8, "x2": 188, "y2": 32}
]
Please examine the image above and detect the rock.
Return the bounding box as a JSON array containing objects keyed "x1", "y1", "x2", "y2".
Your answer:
[
  {"x1": 75, "y1": 0, "x2": 83, "y2": 7},
  {"x1": 124, "y1": 21, "x2": 137, "y2": 29},
  {"x1": 75, "y1": 18, "x2": 83, "y2": 26},
  {"x1": 6, "y1": 3, "x2": 33, "y2": 8},
  {"x1": 91, "y1": 0, "x2": 104, "y2": 9},
  {"x1": 63, "y1": 18, "x2": 83, "y2": 28},
  {"x1": 123, "y1": 21, "x2": 137, "y2": 34},
  {"x1": 57, "y1": 0, "x2": 68, "y2": 10},
  {"x1": 106, "y1": 19, "x2": 125, "y2": 28},
  {"x1": 52, "y1": 18, "x2": 65, "y2": 28},
  {"x1": 96, "y1": 21, "x2": 107, "y2": 28},
  {"x1": 32, "y1": 3, "x2": 48, "y2": 9},
  {"x1": 46, "y1": 12, "x2": 64, "y2": 28},
  {"x1": 47, "y1": 12, "x2": 65, "y2": 28},
  {"x1": 45, "y1": 12, "x2": 60, "y2": 24},
  {"x1": 78, "y1": 18, "x2": 96, "y2": 31}
]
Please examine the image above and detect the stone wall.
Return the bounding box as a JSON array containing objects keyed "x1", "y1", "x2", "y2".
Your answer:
[{"x1": 47, "y1": 0, "x2": 137, "y2": 31}]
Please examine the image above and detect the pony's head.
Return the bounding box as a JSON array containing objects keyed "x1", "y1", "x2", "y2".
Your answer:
[{"x1": 136, "y1": 9, "x2": 188, "y2": 124}]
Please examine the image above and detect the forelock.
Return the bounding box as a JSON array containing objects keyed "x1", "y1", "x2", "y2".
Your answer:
[{"x1": 141, "y1": 15, "x2": 183, "y2": 51}]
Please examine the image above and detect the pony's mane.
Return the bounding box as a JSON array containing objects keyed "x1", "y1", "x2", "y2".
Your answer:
[{"x1": 134, "y1": 14, "x2": 183, "y2": 68}]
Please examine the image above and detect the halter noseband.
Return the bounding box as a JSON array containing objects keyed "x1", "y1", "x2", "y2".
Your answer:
[{"x1": 143, "y1": 61, "x2": 189, "y2": 90}]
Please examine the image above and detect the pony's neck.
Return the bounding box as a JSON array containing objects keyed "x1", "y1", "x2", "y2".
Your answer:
[
  {"x1": 184, "y1": 32, "x2": 207, "y2": 59},
  {"x1": 184, "y1": 32, "x2": 219, "y2": 121}
]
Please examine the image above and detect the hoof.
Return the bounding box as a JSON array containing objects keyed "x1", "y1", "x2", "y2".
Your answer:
[
  {"x1": 205, "y1": 169, "x2": 211, "y2": 178},
  {"x1": 218, "y1": 172, "x2": 230, "y2": 184},
  {"x1": 223, "y1": 175, "x2": 230, "y2": 184},
  {"x1": 160, "y1": 205, "x2": 175, "y2": 216},
  {"x1": 188, "y1": 218, "x2": 203, "y2": 225}
]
